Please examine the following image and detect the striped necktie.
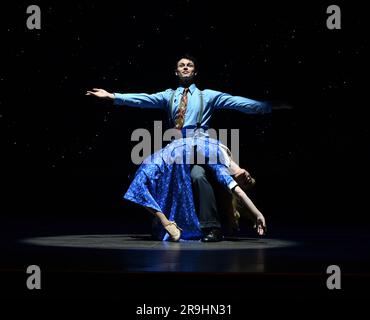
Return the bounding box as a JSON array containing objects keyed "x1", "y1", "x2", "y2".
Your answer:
[{"x1": 174, "y1": 88, "x2": 189, "y2": 129}]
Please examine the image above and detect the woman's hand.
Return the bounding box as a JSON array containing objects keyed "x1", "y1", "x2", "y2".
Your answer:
[
  {"x1": 234, "y1": 168, "x2": 255, "y2": 190},
  {"x1": 86, "y1": 88, "x2": 115, "y2": 100},
  {"x1": 254, "y1": 214, "x2": 266, "y2": 236}
]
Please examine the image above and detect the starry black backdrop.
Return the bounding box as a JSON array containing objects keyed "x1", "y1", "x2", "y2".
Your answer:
[{"x1": 1, "y1": 1, "x2": 369, "y2": 229}]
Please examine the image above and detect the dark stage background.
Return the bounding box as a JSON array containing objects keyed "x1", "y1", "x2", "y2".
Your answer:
[
  {"x1": 2, "y1": 1, "x2": 368, "y2": 227},
  {"x1": 1, "y1": 0, "x2": 370, "y2": 308}
]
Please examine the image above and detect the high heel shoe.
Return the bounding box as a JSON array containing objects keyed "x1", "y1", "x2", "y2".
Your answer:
[{"x1": 164, "y1": 221, "x2": 182, "y2": 241}]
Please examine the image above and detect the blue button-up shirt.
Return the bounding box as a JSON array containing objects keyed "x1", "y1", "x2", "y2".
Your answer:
[{"x1": 113, "y1": 83, "x2": 271, "y2": 128}]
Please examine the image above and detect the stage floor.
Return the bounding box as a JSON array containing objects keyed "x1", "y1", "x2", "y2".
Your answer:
[{"x1": 1, "y1": 217, "x2": 370, "y2": 302}]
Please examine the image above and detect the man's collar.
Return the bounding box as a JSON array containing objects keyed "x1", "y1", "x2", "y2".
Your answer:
[{"x1": 178, "y1": 83, "x2": 197, "y2": 95}]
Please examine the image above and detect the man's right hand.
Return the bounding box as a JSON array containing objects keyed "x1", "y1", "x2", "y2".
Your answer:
[{"x1": 86, "y1": 88, "x2": 115, "y2": 100}]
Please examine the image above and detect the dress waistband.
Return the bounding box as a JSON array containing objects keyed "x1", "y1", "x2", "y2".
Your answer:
[{"x1": 177, "y1": 125, "x2": 209, "y2": 138}]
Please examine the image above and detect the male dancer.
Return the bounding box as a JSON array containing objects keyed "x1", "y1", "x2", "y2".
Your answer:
[{"x1": 87, "y1": 54, "x2": 271, "y2": 241}]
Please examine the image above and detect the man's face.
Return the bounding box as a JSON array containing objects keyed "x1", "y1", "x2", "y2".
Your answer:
[{"x1": 175, "y1": 58, "x2": 196, "y2": 78}]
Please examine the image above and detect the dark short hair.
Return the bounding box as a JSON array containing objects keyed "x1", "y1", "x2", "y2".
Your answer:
[{"x1": 175, "y1": 54, "x2": 198, "y2": 71}]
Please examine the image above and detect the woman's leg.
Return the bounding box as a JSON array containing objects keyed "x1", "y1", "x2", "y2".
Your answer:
[
  {"x1": 145, "y1": 207, "x2": 182, "y2": 241},
  {"x1": 145, "y1": 207, "x2": 170, "y2": 226},
  {"x1": 231, "y1": 186, "x2": 266, "y2": 235}
]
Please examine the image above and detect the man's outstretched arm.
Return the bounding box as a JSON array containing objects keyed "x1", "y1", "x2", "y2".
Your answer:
[
  {"x1": 86, "y1": 88, "x2": 172, "y2": 110},
  {"x1": 210, "y1": 90, "x2": 272, "y2": 114}
]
